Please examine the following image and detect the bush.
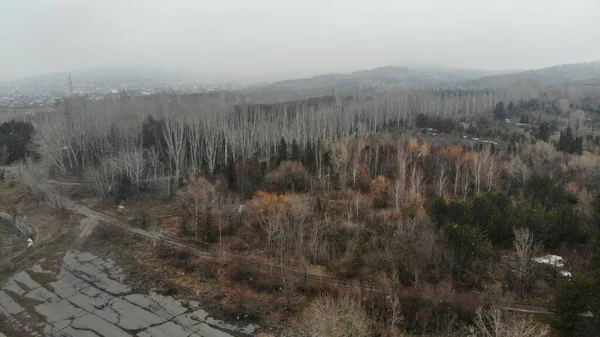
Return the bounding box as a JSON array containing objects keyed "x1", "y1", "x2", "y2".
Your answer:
[
  {"x1": 0, "y1": 120, "x2": 34, "y2": 164},
  {"x1": 222, "y1": 286, "x2": 265, "y2": 320},
  {"x1": 115, "y1": 173, "x2": 134, "y2": 204},
  {"x1": 551, "y1": 273, "x2": 598, "y2": 335},
  {"x1": 159, "y1": 282, "x2": 179, "y2": 296},
  {"x1": 196, "y1": 258, "x2": 219, "y2": 279},
  {"x1": 221, "y1": 259, "x2": 279, "y2": 292},
  {"x1": 226, "y1": 236, "x2": 251, "y2": 252},
  {"x1": 223, "y1": 259, "x2": 258, "y2": 282},
  {"x1": 415, "y1": 113, "x2": 457, "y2": 133},
  {"x1": 1, "y1": 259, "x2": 15, "y2": 275},
  {"x1": 301, "y1": 295, "x2": 372, "y2": 337},
  {"x1": 133, "y1": 209, "x2": 155, "y2": 229},
  {"x1": 264, "y1": 161, "x2": 311, "y2": 193},
  {"x1": 155, "y1": 245, "x2": 196, "y2": 273},
  {"x1": 248, "y1": 273, "x2": 280, "y2": 293},
  {"x1": 370, "y1": 175, "x2": 389, "y2": 208},
  {"x1": 178, "y1": 213, "x2": 189, "y2": 236},
  {"x1": 91, "y1": 224, "x2": 117, "y2": 242},
  {"x1": 329, "y1": 255, "x2": 364, "y2": 279}
]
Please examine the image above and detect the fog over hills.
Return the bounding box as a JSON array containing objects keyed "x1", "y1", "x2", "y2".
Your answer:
[
  {"x1": 2, "y1": 61, "x2": 600, "y2": 96},
  {"x1": 267, "y1": 65, "x2": 515, "y2": 89},
  {"x1": 458, "y1": 61, "x2": 600, "y2": 88},
  {"x1": 265, "y1": 61, "x2": 600, "y2": 90}
]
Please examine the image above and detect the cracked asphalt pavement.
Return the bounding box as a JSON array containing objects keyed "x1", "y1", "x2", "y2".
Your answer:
[{"x1": 0, "y1": 251, "x2": 258, "y2": 337}]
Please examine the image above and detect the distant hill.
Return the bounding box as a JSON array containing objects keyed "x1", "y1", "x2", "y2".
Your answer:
[
  {"x1": 458, "y1": 61, "x2": 600, "y2": 88},
  {"x1": 266, "y1": 61, "x2": 600, "y2": 90},
  {"x1": 4, "y1": 61, "x2": 600, "y2": 95},
  {"x1": 267, "y1": 66, "x2": 511, "y2": 90}
]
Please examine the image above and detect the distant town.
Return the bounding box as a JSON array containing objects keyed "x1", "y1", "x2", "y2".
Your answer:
[{"x1": 0, "y1": 71, "x2": 240, "y2": 109}]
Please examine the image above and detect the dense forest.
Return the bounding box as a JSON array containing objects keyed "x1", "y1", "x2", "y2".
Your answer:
[{"x1": 8, "y1": 77, "x2": 600, "y2": 336}]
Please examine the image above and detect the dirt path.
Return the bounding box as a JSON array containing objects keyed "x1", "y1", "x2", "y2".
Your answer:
[
  {"x1": 45, "y1": 187, "x2": 551, "y2": 317},
  {"x1": 1, "y1": 174, "x2": 549, "y2": 317}
]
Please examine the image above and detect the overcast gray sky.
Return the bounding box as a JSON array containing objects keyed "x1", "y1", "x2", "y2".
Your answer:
[{"x1": 1, "y1": 0, "x2": 599, "y2": 83}]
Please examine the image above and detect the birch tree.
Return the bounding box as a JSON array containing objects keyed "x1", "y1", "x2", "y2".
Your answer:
[
  {"x1": 513, "y1": 227, "x2": 539, "y2": 298},
  {"x1": 471, "y1": 152, "x2": 484, "y2": 195},
  {"x1": 349, "y1": 137, "x2": 366, "y2": 187},
  {"x1": 162, "y1": 116, "x2": 186, "y2": 182},
  {"x1": 435, "y1": 160, "x2": 448, "y2": 197}
]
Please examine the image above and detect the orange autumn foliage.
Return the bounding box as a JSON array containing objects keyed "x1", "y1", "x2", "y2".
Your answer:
[{"x1": 370, "y1": 175, "x2": 390, "y2": 208}]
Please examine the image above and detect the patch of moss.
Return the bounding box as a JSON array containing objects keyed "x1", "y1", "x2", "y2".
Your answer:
[{"x1": 28, "y1": 271, "x2": 57, "y2": 287}]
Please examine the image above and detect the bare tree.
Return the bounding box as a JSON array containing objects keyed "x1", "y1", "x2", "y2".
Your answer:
[
  {"x1": 285, "y1": 195, "x2": 311, "y2": 257},
  {"x1": 32, "y1": 116, "x2": 70, "y2": 173},
  {"x1": 181, "y1": 176, "x2": 216, "y2": 239},
  {"x1": 507, "y1": 156, "x2": 530, "y2": 188},
  {"x1": 464, "y1": 306, "x2": 549, "y2": 337},
  {"x1": 301, "y1": 295, "x2": 372, "y2": 337},
  {"x1": 483, "y1": 146, "x2": 498, "y2": 192},
  {"x1": 435, "y1": 160, "x2": 448, "y2": 197},
  {"x1": 461, "y1": 166, "x2": 470, "y2": 200},
  {"x1": 409, "y1": 164, "x2": 424, "y2": 200},
  {"x1": 453, "y1": 154, "x2": 464, "y2": 198},
  {"x1": 394, "y1": 142, "x2": 408, "y2": 198},
  {"x1": 388, "y1": 179, "x2": 404, "y2": 208},
  {"x1": 471, "y1": 152, "x2": 484, "y2": 195},
  {"x1": 253, "y1": 194, "x2": 285, "y2": 260},
  {"x1": 150, "y1": 214, "x2": 160, "y2": 248},
  {"x1": 381, "y1": 272, "x2": 403, "y2": 332},
  {"x1": 513, "y1": 227, "x2": 539, "y2": 298},
  {"x1": 329, "y1": 139, "x2": 349, "y2": 188},
  {"x1": 162, "y1": 116, "x2": 186, "y2": 182},
  {"x1": 16, "y1": 157, "x2": 49, "y2": 204},
  {"x1": 202, "y1": 121, "x2": 219, "y2": 175},
  {"x1": 349, "y1": 137, "x2": 366, "y2": 187},
  {"x1": 116, "y1": 148, "x2": 146, "y2": 194},
  {"x1": 187, "y1": 117, "x2": 203, "y2": 174}
]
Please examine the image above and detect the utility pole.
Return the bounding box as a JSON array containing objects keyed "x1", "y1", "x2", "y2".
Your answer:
[{"x1": 68, "y1": 73, "x2": 73, "y2": 95}]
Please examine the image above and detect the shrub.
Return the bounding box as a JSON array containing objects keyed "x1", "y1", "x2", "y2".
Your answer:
[
  {"x1": 225, "y1": 236, "x2": 251, "y2": 252},
  {"x1": 248, "y1": 273, "x2": 280, "y2": 293},
  {"x1": 159, "y1": 282, "x2": 179, "y2": 296},
  {"x1": 222, "y1": 286, "x2": 265, "y2": 320},
  {"x1": 91, "y1": 224, "x2": 117, "y2": 242},
  {"x1": 329, "y1": 255, "x2": 364, "y2": 279},
  {"x1": 178, "y1": 212, "x2": 189, "y2": 236},
  {"x1": 196, "y1": 258, "x2": 219, "y2": 279},
  {"x1": 223, "y1": 259, "x2": 257, "y2": 282},
  {"x1": 465, "y1": 306, "x2": 549, "y2": 337},
  {"x1": 1, "y1": 259, "x2": 15, "y2": 276},
  {"x1": 301, "y1": 295, "x2": 372, "y2": 337},
  {"x1": 370, "y1": 175, "x2": 390, "y2": 208},
  {"x1": 133, "y1": 209, "x2": 155, "y2": 229},
  {"x1": 264, "y1": 161, "x2": 311, "y2": 193},
  {"x1": 155, "y1": 245, "x2": 196, "y2": 273}
]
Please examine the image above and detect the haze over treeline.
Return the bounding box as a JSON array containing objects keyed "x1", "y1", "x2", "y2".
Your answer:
[
  {"x1": 1, "y1": 0, "x2": 599, "y2": 83},
  {"x1": 3, "y1": 1, "x2": 600, "y2": 336}
]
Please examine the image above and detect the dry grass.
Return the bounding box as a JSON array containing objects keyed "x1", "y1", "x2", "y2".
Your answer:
[
  {"x1": 88, "y1": 226, "x2": 308, "y2": 332},
  {"x1": 0, "y1": 180, "x2": 32, "y2": 210},
  {"x1": 0, "y1": 180, "x2": 76, "y2": 243}
]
